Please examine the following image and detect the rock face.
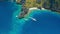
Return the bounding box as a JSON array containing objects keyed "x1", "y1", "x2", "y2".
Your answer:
[
  {"x1": 18, "y1": 6, "x2": 29, "y2": 19},
  {"x1": 36, "y1": 0, "x2": 41, "y2": 4},
  {"x1": 16, "y1": 0, "x2": 60, "y2": 19},
  {"x1": 42, "y1": 0, "x2": 60, "y2": 12},
  {"x1": 37, "y1": 7, "x2": 41, "y2": 9},
  {"x1": 16, "y1": 0, "x2": 26, "y2": 5}
]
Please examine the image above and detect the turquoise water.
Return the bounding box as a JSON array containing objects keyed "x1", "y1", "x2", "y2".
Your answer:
[
  {"x1": 0, "y1": 2, "x2": 60, "y2": 34},
  {"x1": 12, "y1": 5, "x2": 60, "y2": 34},
  {"x1": 22, "y1": 10, "x2": 60, "y2": 34}
]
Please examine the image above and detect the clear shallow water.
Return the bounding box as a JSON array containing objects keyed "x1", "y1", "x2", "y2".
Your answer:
[
  {"x1": 0, "y1": 2, "x2": 60, "y2": 34},
  {"x1": 12, "y1": 5, "x2": 60, "y2": 34}
]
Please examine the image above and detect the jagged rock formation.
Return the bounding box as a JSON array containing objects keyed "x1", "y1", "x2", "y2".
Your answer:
[
  {"x1": 15, "y1": 0, "x2": 60, "y2": 19},
  {"x1": 43, "y1": 0, "x2": 60, "y2": 12}
]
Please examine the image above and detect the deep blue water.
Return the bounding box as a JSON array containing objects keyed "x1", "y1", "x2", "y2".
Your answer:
[
  {"x1": 0, "y1": 2, "x2": 19, "y2": 34},
  {"x1": 0, "y1": 2, "x2": 60, "y2": 34},
  {"x1": 21, "y1": 10, "x2": 60, "y2": 34}
]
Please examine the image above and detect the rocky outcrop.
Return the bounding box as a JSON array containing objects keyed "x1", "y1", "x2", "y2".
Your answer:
[{"x1": 18, "y1": 6, "x2": 29, "y2": 19}]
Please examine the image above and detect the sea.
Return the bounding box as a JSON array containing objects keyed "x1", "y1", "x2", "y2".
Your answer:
[{"x1": 0, "y1": 2, "x2": 60, "y2": 34}]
